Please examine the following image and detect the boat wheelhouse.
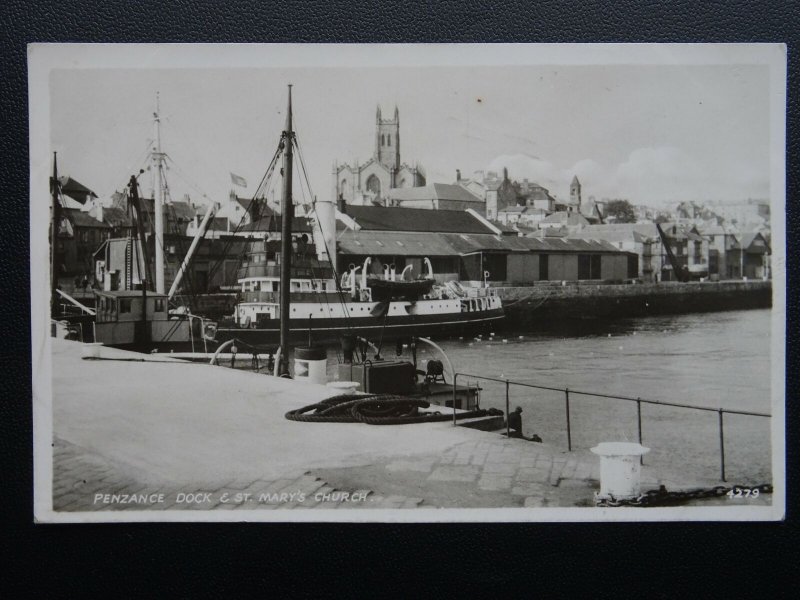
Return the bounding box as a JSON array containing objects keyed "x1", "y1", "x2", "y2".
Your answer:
[{"x1": 93, "y1": 286, "x2": 214, "y2": 353}]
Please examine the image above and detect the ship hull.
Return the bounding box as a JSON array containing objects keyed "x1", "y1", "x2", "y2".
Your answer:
[{"x1": 215, "y1": 308, "x2": 505, "y2": 348}]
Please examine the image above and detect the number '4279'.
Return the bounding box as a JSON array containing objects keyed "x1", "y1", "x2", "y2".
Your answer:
[{"x1": 727, "y1": 487, "x2": 759, "y2": 498}]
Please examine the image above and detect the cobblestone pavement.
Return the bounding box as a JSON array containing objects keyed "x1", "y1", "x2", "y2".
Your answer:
[
  {"x1": 52, "y1": 437, "x2": 422, "y2": 512},
  {"x1": 53, "y1": 432, "x2": 759, "y2": 513}
]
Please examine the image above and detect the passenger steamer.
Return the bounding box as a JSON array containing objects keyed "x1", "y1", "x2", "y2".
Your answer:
[{"x1": 214, "y1": 220, "x2": 504, "y2": 346}]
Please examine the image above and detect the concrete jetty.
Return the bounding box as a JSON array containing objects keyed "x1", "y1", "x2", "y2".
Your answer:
[{"x1": 42, "y1": 339, "x2": 771, "y2": 520}]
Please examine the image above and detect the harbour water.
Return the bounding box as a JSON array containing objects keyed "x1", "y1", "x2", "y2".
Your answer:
[{"x1": 328, "y1": 309, "x2": 773, "y2": 485}]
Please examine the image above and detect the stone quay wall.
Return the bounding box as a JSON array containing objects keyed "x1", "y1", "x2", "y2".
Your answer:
[{"x1": 496, "y1": 280, "x2": 772, "y2": 325}]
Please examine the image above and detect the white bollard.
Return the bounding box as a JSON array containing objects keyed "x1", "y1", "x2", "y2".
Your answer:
[
  {"x1": 293, "y1": 347, "x2": 327, "y2": 385},
  {"x1": 325, "y1": 381, "x2": 361, "y2": 395},
  {"x1": 590, "y1": 442, "x2": 650, "y2": 501}
]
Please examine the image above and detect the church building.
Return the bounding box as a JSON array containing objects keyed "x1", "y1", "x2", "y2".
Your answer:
[{"x1": 333, "y1": 105, "x2": 426, "y2": 206}]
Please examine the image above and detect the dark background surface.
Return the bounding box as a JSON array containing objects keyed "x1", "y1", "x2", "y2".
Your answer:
[{"x1": 1, "y1": 1, "x2": 797, "y2": 595}]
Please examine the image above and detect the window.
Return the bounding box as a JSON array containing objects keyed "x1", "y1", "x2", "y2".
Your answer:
[
  {"x1": 578, "y1": 255, "x2": 591, "y2": 280},
  {"x1": 381, "y1": 134, "x2": 385, "y2": 146},
  {"x1": 119, "y1": 298, "x2": 132, "y2": 313},
  {"x1": 627, "y1": 254, "x2": 639, "y2": 278},
  {"x1": 154, "y1": 298, "x2": 164, "y2": 313},
  {"x1": 591, "y1": 255, "x2": 602, "y2": 279},
  {"x1": 539, "y1": 255, "x2": 549, "y2": 281},
  {"x1": 387, "y1": 134, "x2": 391, "y2": 146},
  {"x1": 694, "y1": 241, "x2": 703, "y2": 262}
]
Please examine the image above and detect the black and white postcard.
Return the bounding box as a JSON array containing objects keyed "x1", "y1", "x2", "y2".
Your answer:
[{"x1": 30, "y1": 43, "x2": 786, "y2": 522}]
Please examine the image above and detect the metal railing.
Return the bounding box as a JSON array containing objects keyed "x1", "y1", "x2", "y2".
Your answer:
[{"x1": 452, "y1": 372, "x2": 771, "y2": 482}]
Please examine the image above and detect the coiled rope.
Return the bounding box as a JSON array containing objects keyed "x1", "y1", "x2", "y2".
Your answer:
[{"x1": 285, "y1": 394, "x2": 503, "y2": 426}]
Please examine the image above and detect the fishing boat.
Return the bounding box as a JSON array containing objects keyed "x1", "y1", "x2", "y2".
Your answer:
[
  {"x1": 213, "y1": 87, "x2": 504, "y2": 348},
  {"x1": 50, "y1": 96, "x2": 219, "y2": 354}
]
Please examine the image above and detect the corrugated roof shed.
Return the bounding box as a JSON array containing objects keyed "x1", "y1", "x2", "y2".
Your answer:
[
  {"x1": 337, "y1": 230, "x2": 626, "y2": 257},
  {"x1": 338, "y1": 231, "x2": 457, "y2": 257},
  {"x1": 342, "y1": 205, "x2": 493, "y2": 234}
]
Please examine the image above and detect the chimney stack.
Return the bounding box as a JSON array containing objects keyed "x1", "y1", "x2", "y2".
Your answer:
[{"x1": 456, "y1": 169, "x2": 461, "y2": 181}]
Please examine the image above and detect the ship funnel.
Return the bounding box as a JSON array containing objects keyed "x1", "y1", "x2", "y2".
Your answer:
[{"x1": 313, "y1": 196, "x2": 336, "y2": 262}]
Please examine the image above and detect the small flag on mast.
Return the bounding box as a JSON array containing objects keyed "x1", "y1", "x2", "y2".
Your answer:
[{"x1": 230, "y1": 172, "x2": 247, "y2": 188}]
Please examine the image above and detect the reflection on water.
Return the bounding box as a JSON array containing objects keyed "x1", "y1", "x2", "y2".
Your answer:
[
  {"x1": 435, "y1": 309, "x2": 772, "y2": 413},
  {"x1": 323, "y1": 309, "x2": 774, "y2": 483}
]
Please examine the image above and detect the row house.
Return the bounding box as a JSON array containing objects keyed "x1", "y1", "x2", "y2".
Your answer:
[
  {"x1": 699, "y1": 225, "x2": 771, "y2": 280},
  {"x1": 701, "y1": 224, "x2": 741, "y2": 279},
  {"x1": 56, "y1": 208, "x2": 111, "y2": 281},
  {"x1": 654, "y1": 223, "x2": 709, "y2": 281},
  {"x1": 737, "y1": 232, "x2": 771, "y2": 280}
]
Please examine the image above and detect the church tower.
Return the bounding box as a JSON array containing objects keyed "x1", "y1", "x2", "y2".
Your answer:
[
  {"x1": 570, "y1": 175, "x2": 582, "y2": 214},
  {"x1": 375, "y1": 105, "x2": 401, "y2": 172}
]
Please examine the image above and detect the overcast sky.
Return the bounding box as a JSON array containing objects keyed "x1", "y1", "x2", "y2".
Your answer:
[{"x1": 50, "y1": 63, "x2": 771, "y2": 208}]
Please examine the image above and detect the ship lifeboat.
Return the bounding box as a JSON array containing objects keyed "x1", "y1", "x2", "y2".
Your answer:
[{"x1": 366, "y1": 277, "x2": 435, "y2": 301}]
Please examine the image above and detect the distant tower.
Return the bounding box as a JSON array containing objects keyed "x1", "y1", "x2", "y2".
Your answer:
[
  {"x1": 375, "y1": 105, "x2": 401, "y2": 172},
  {"x1": 570, "y1": 175, "x2": 582, "y2": 214}
]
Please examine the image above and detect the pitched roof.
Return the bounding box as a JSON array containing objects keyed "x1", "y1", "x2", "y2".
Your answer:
[
  {"x1": 580, "y1": 223, "x2": 659, "y2": 239},
  {"x1": 387, "y1": 183, "x2": 484, "y2": 204},
  {"x1": 167, "y1": 201, "x2": 197, "y2": 221},
  {"x1": 524, "y1": 188, "x2": 556, "y2": 203},
  {"x1": 341, "y1": 205, "x2": 493, "y2": 234},
  {"x1": 207, "y1": 217, "x2": 232, "y2": 231},
  {"x1": 101, "y1": 206, "x2": 133, "y2": 228},
  {"x1": 338, "y1": 231, "x2": 457, "y2": 257},
  {"x1": 540, "y1": 211, "x2": 590, "y2": 226},
  {"x1": 239, "y1": 215, "x2": 312, "y2": 233},
  {"x1": 58, "y1": 176, "x2": 97, "y2": 204},
  {"x1": 739, "y1": 232, "x2": 771, "y2": 253},
  {"x1": 63, "y1": 208, "x2": 109, "y2": 228},
  {"x1": 336, "y1": 230, "x2": 624, "y2": 257}
]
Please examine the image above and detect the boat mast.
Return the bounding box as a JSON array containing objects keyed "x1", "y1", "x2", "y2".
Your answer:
[
  {"x1": 152, "y1": 92, "x2": 166, "y2": 294},
  {"x1": 51, "y1": 152, "x2": 61, "y2": 317},
  {"x1": 279, "y1": 85, "x2": 294, "y2": 376},
  {"x1": 129, "y1": 174, "x2": 151, "y2": 344}
]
